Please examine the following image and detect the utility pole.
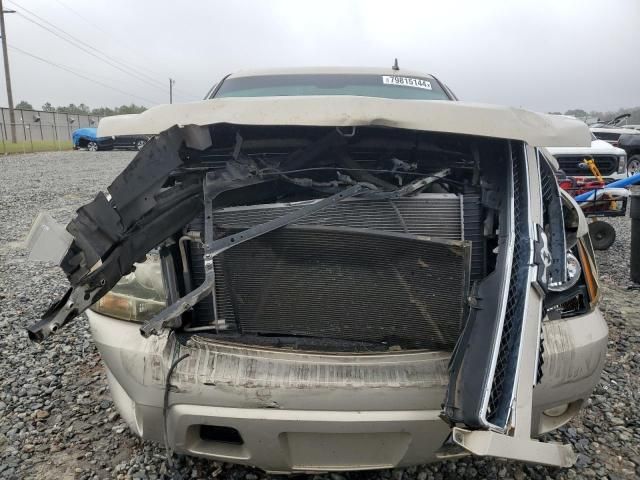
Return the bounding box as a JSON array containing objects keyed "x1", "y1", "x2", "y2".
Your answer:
[
  {"x1": 169, "y1": 78, "x2": 175, "y2": 104},
  {"x1": 0, "y1": 0, "x2": 15, "y2": 143}
]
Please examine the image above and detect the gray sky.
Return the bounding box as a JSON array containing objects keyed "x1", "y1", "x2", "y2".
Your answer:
[{"x1": 4, "y1": 0, "x2": 639, "y2": 113}]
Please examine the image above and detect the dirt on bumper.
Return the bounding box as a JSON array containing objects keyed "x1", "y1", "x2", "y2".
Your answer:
[{"x1": 87, "y1": 306, "x2": 607, "y2": 471}]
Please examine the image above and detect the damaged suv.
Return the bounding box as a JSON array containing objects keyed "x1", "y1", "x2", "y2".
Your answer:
[{"x1": 27, "y1": 68, "x2": 606, "y2": 473}]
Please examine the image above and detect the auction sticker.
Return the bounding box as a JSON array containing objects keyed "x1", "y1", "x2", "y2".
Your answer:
[{"x1": 382, "y1": 75, "x2": 432, "y2": 90}]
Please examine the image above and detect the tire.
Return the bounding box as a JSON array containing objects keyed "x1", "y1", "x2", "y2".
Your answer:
[
  {"x1": 87, "y1": 141, "x2": 99, "y2": 152},
  {"x1": 135, "y1": 139, "x2": 146, "y2": 151},
  {"x1": 628, "y1": 155, "x2": 640, "y2": 176},
  {"x1": 589, "y1": 221, "x2": 616, "y2": 250}
]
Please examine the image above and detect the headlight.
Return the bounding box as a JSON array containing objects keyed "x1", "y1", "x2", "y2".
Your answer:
[
  {"x1": 548, "y1": 252, "x2": 582, "y2": 292},
  {"x1": 90, "y1": 253, "x2": 166, "y2": 322},
  {"x1": 577, "y1": 238, "x2": 599, "y2": 304},
  {"x1": 618, "y1": 155, "x2": 627, "y2": 174}
]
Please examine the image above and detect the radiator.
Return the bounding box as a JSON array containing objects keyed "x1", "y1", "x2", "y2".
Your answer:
[{"x1": 189, "y1": 193, "x2": 482, "y2": 350}]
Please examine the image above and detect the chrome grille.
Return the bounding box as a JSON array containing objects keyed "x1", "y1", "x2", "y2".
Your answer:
[
  {"x1": 556, "y1": 155, "x2": 618, "y2": 176},
  {"x1": 486, "y1": 146, "x2": 531, "y2": 426}
]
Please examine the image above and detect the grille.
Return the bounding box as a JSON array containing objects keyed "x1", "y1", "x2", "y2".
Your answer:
[
  {"x1": 537, "y1": 156, "x2": 567, "y2": 384},
  {"x1": 556, "y1": 155, "x2": 618, "y2": 176},
  {"x1": 486, "y1": 145, "x2": 530, "y2": 426},
  {"x1": 209, "y1": 226, "x2": 471, "y2": 350},
  {"x1": 540, "y1": 156, "x2": 566, "y2": 285}
]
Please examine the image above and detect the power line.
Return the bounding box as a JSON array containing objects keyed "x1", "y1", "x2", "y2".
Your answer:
[
  {"x1": 51, "y1": 0, "x2": 166, "y2": 79},
  {"x1": 9, "y1": 44, "x2": 161, "y2": 105},
  {"x1": 10, "y1": 0, "x2": 199, "y2": 101},
  {"x1": 6, "y1": 0, "x2": 170, "y2": 91},
  {"x1": 37, "y1": 0, "x2": 198, "y2": 101},
  {"x1": 12, "y1": 11, "x2": 172, "y2": 96},
  {"x1": 8, "y1": 4, "x2": 197, "y2": 102}
]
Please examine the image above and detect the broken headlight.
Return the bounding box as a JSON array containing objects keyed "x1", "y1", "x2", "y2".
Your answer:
[
  {"x1": 548, "y1": 252, "x2": 582, "y2": 292},
  {"x1": 545, "y1": 239, "x2": 599, "y2": 319},
  {"x1": 90, "y1": 253, "x2": 166, "y2": 322}
]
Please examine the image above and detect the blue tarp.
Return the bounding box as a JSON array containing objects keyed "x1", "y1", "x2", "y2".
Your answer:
[{"x1": 72, "y1": 127, "x2": 99, "y2": 147}]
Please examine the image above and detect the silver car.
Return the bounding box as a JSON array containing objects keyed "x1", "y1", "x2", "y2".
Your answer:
[{"x1": 27, "y1": 67, "x2": 606, "y2": 473}]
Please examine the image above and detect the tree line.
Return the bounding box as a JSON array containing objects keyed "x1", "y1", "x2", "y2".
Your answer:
[
  {"x1": 14, "y1": 100, "x2": 147, "y2": 116},
  {"x1": 550, "y1": 107, "x2": 640, "y2": 124},
  {"x1": 14, "y1": 99, "x2": 640, "y2": 124}
]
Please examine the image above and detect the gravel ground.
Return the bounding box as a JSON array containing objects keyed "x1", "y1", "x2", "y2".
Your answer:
[{"x1": 1, "y1": 151, "x2": 639, "y2": 480}]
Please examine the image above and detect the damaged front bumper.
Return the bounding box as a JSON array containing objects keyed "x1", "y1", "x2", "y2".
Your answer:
[
  {"x1": 88, "y1": 306, "x2": 606, "y2": 472},
  {"x1": 27, "y1": 123, "x2": 605, "y2": 469}
]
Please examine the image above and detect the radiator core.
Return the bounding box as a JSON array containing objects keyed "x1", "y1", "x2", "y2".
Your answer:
[{"x1": 189, "y1": 194, "x2": 480, "y2": 350}]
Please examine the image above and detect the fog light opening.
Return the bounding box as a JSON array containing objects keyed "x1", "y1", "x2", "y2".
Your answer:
[
  {"x1": 199, "y1": 425, "x2": 244, "y2": 445},
  {"x1": 543, "y1": 404, "x2": 570, "y2": 417}
]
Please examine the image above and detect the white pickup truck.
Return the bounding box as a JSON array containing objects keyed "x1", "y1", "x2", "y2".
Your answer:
[{"x1": 547, "y1": 136, "x2": 628, "y2": 182}]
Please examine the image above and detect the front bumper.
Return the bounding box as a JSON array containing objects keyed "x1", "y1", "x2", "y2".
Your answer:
[{"x1": 88, "y1": 308, "x2": 607, "y2": 472}]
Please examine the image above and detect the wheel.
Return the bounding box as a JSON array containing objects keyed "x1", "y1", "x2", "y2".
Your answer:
[
  {"x1": 87, "y1": 141, "x2": 99, "y2": 152},
  {"x1": 589, "y1": 220, "x2": 616, "y2": 250},
  {"x1": 628, "y1": 155, "x2": 640, "y2": 176},
  {"x1": 135, "y1": 139, "x2": 146, "y2": 151}
]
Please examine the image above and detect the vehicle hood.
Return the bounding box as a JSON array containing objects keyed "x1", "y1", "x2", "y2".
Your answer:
[
  {"x1": 98, "y1": 96, "x2": 591, "y2": 148},
  {"x1": 546, "y1": 139, "x2": 626, "y2": 156}
]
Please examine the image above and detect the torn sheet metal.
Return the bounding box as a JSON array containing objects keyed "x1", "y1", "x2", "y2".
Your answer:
[{"x1": 27, "y1": 126, "x2": 203, "y2": 340}]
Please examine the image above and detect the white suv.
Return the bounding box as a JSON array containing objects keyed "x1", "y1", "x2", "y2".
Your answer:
[{"x1": 27, "y1": 67, "x2": 607, "y2": 473}]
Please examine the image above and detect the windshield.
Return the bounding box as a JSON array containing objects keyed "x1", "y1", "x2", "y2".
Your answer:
[{"x1": 212, "y1": 74, "x2": 452, "y2": 100}]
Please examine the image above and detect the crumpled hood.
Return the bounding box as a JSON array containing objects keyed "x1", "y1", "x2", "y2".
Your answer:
[{"x1": 98, "y1": 96, "x2": 591, "y2": 148}]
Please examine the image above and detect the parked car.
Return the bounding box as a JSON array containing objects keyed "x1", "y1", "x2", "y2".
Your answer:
[
  {"x1": 590, "y1": 126, "x2": 640, "y2": 147},
  {"x1": 28, "y1": 67, "x2": 606, "y2": 472},
  {"x1": 71, "y1": 127, "x2": 112, "y2": 151},
  {"x1": 618, "y1": 133, "x2": 640, "y2": 176},
  {"x1": 72, "y1": 127, "x2": 150, "y2": 151},
  {"x1": 546, "y1": 136, "x2": 628, "y2": 182}
]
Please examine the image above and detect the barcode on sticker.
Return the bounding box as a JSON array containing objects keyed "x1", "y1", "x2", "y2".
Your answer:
[{"x1": 382, "y1": 76, "x2": 432, "y2": 90}]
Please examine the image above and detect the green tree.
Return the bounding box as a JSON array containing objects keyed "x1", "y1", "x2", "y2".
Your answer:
[
  {"x1": 56, "y1": 104, "x2": 81, "y2": 114},
  {"x1": 29, "y1": 102, "x2": 149, "y2": 116},
  {"x1": 564, "y1": 109, "x2": 588, "y2": 118},
  {"x1": 15, "y1": 100, "x2": 33, "y2": 110},
  {"x1": 114, "y1": 103, "x2": 147, "y2": 115},
  {"x1": 90, "y1": 106, "x2": 115, "y2": 116}
]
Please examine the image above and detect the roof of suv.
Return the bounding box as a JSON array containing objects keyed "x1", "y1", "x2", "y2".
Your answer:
[{"x1": 227, "y1": 66, "x2": 438, "y2": 79}]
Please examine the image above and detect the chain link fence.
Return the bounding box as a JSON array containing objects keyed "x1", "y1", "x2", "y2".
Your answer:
[{"x1": 0, "y1": 107, "x2": 103, "y2": 154}]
